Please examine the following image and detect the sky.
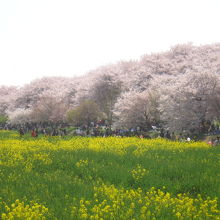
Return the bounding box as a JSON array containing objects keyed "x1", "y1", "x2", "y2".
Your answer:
[{"x1": 0, "y1": 0, "x2": 220, "y2": 86}]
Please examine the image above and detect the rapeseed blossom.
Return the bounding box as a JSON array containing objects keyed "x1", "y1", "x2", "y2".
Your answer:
[
  {"x1": 0, "y1": 130, "x2": 219, "y2": 219},
  {"x1": 70, "y1": 184, "x2": 220, "y2": 219},
  {"x1": 1, "y1": 199, "x2": 49, "y2": 219}
]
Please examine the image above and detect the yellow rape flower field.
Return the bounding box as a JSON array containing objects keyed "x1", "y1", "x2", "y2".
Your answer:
[{"x1": 0, "y1": 130, "x2": 220, "y2": 219}]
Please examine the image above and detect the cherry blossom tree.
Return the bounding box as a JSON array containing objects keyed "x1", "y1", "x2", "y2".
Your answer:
[
  {"x1": 158, "y1": 71, "x2": 220, "y2": 133},
  {"x1": 7, "y1": 108, "x2": 31, "y2": 124},
  {"x1": 0, "y1": 86, "x2": 18, "y2": 114},
  {"x1": 30, "y1": 96, "x2": 68, "y2": 123},
  {"x1": 113, "y1": 90, "x2": 160, "y2": 130}
]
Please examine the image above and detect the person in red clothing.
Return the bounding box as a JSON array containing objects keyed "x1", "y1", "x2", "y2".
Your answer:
[{"x1": 31, "y1": 129, "x2": 37, "y2": 137}]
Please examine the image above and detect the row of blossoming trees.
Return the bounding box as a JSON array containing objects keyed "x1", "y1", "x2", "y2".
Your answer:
[{"x1": 1, "y1": 43, "x2": 220, "y2": 134}]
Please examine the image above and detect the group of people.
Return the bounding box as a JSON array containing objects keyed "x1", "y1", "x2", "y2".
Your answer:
[
  {"x1": 16, "y1": 123, "x2": 189, "y2": 141},
  {"x1": 0, "y1": 121, "x2": 219, "y2": 146},
  {"x1": 19, "y1": 127, "x2": 67, "y2": 137}
]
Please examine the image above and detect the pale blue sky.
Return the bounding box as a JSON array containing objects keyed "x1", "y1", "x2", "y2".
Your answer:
[{"x1": 0, "y1": 0, "x2": 220, "y2": 86}]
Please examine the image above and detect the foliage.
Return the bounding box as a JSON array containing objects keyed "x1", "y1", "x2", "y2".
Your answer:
[
  {"x1": 0, "y1": 115, "x2": 8, "y2": 124},
  {"x1": 67, "y1": 100, "x2": 103, "y2": 126}
]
